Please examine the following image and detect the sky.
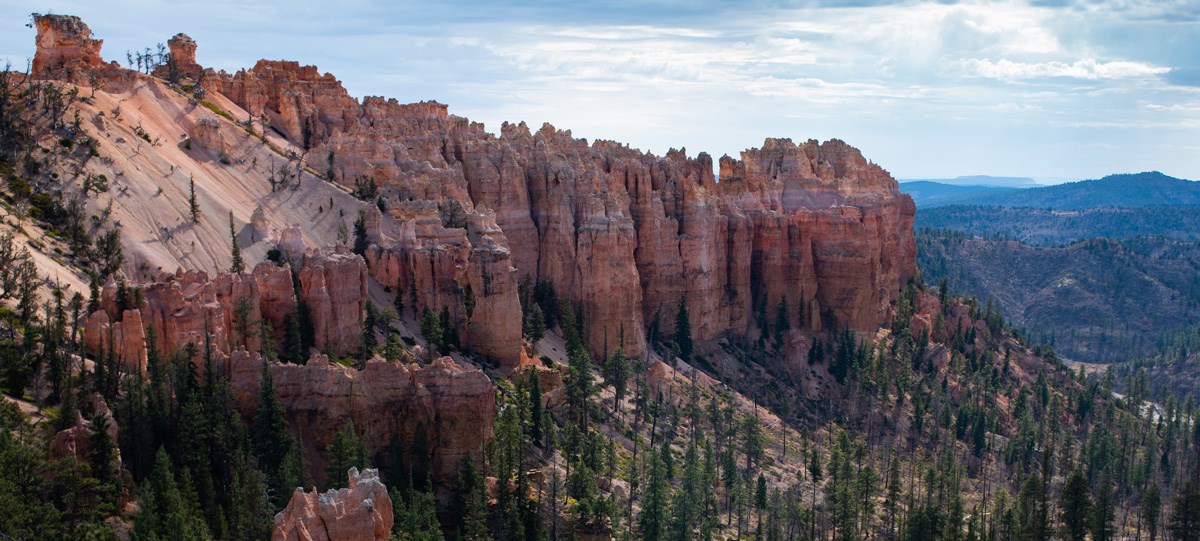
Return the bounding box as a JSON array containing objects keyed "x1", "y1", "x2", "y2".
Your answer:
[{"x1": 2, "y1": 0, "x2": 1198, "y2": 182}]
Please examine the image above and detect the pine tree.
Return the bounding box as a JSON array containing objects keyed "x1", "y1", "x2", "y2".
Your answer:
[
  {"x1": 419, "y1": 307, "x2": 441, "y2": 360},
  {"x1": 527, "y1": 369, "x2": 543, "y2": 446},
  {"x1": 1059, "y1": 469, "x2": 1091, "y2": 541},
  {"x1": 188, "y1": 175, "x2": 199, "y2": 223},
  {"x1": 229, "y1": 211, "x2": 244, "y2": 273},
  {"x1": 352, "y1": 210, "x2": 369, "y2": 256},
  {"x1": 252, "y1": 360, "x2": 294, "y2": 506},
  {"x1": 394, "y1": 277, "x2": 405, "y2": 317},
  {"x1": 775, "y1": 295, "x2": 789, "y2": 344},
  {"x1": 360, "y1": 300, "x2": 379, "y2": 360},
  {"x1": 674, "y1": 298, "x2": 693, "y2": 363},
  {"x1": 1090, "y1": 472, "x2": 1115, "y2": 541},
  {"x1": 1142, "y1": 483, "x2": 1161, "y2": 541},
  {"x1": 86, "y1": 412, "x2": 118, "y2": 497},
  {"x1": 1168, "y1": 482, "x2": 1200, "y2": 541},
  {"x1": 134, "y1": 447, "x2": 211, "y2": 541},
  {"x1": 526, "y1": 303, "x2": 546, "y2": 345},
  {"x1": 668, "y1": 441, "x2": 702, "y2": 541},
  {"x1": 638, "y1": 445, "x2": 670, "y2": 541},
  {"x1": 324, "y1": 420, "x2": 368, "y2": 489},
  {"x1": 605, "y1": 346, "x2": 630, "y2": 414}
]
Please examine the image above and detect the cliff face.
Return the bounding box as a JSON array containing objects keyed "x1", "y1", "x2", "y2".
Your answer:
[
  {"x1": 83, "y1": 247, "x2": 367, "y2": 372},
  {"x1": 211, "y1": 61, "x2": 916, "y2": 362},
  {"x1": 230, "y1": 354, "x2": 496, "y2": 489},
  {"x1": 38, "y1": 16, "x2": 915, "y2": 369}
]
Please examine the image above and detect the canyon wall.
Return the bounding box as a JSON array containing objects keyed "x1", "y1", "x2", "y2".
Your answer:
[
  {"x1": 39, "y1": 16, "x2": 915, "y2": 370},
  {"x1": 212, "y1": 59, "x2": 916, "y2": 362}
]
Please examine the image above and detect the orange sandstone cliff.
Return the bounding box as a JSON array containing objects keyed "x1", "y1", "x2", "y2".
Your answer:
[
  {"x1": 37, "y1": 14, "x2": 915, "y2": 368},
  {"x1": 211, "y1": 61, "x2": 916, "y2": 363}
]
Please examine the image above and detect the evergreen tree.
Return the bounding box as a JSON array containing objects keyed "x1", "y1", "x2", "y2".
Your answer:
[
  {"x1": 1058, "y1": 469, "x2": 1091, "y2": 541},
  {"x1": 775, "y1": 296, "x2": 789, "y2": 344},
  {"x1": 605, "y1": 346, "x2": 630, "y2": 414},
  {"x1": 1168, "y1": 482, "x2": 1200, "y2": 541},
  {"x1": 352, "y1": 210, "x2": 369, "y2": 256},
  {"x1": 668, "y1": 441, "x2": 702, "y2": 541},
  {"x1": 86, "y1": 413, "x2": 119, "y2": 500},
  {"x1": 438, "y1": 305, "x2": 457, "y2": 352},
  {"x1": 229, "y1": 211, "x2": 244, "y2": 274},
  {"x1": 1090, "y1": 472, "x2": 1115, "y2": 541},
  {"x1": 252, "y1": 360, "x2": 294, "y2": 506},
  {"x1": 134, "y1": 447, "x2": 211, "y2": 541},
  {"x1": 1142, "y1": 483, "x2": 1161, "y2": 541},
  {"x1": 674, "y1": 298, "x2": 693, "y2": 363},
  {"x1": 394, "y1": 277, "x2": 405, "y2": 317},
  {"x1": 527, "y1": 369, "x2": 544, "y2": 446},
  {"x1": 188, "y1": 175, "x2": 199, "y2": 224},
  {"x1": 360, "y1": 300, "x2": 379, "y2": 359},
  {"x1": 525, "y1": 303, "x2": 546, "y2": 345},
  {"x1": 565, "y1": 344, "x2": 595, "y2": 428},
  {"x1": 638, "y1": 445, "x2": 670, "y2": 541},
  {"x1": 394, "y1": 486, "x2": 446, "y2": 541},
  {"x1": 324, "y1": 420, "x2": 368, "y2": 490},
  {"x1": 420, "y1": 307, "x2": 441, "y2": 360},
  {"x1": 282, "y1": 312, "x2": 304, "y2": 364}
]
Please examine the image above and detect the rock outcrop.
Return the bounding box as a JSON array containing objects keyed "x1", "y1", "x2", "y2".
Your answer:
[
  {"x1": 40, "y1": 20, "x2": 916, "y2": 370},
  {"x1": 31, "y1": 14, "x2": 106, "y2": 76},
  {"x1": 83, "y1": 250, "x2": 367, "y2": 369},
  {"x1": 230, "y1": 354, "x2": 496, "y2": 488},
  {"x1": 48, "y1": 393, "x2": 120, "y2": 467},
  {"x1": 272, "y1": 467, "x2": 393, "y2": 541},
  {"x1": 208, "y1": 59, "x2": 916, "y2": 364}
]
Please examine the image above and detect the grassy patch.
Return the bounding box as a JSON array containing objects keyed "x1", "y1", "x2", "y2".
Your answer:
[{"x1": 199, "y1": 100, "x2": 235, "y2": 122}]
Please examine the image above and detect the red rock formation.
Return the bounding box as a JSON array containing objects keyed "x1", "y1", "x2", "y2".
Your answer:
[
  {"x1": 48, "y1": 393, "x2": 120, "y2": 466},
  {"x1": 83, "y1": 309, "x2": 150, "y2": 375},
  {"x1": 39, "y1": 21, "x2": 916, "y2": 369},
  {"x1": 365, "y1": 208, "x2": 521, "y2": 366},
  {"x1": 205, "y1": 60, "x2": 915, "y2": 364},
  {"x1": 299, "y1": 247, "x2": 369, "y2": 354},
  {"x1": 31, "y1": 14, "x2": 106, "y2": 76},
  {"x1": 230, "y1": 354, "x2": 495, "y2": 488},
  {"x1": 83, "y1": 251, "x2": 367, "y2": 367},
  {"x1": 272, "y1": 467, "x2": 393, "y2": 541}
]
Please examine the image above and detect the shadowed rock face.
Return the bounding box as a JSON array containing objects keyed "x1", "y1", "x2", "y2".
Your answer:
[
  {"x1": 231, "y1": 354, "x2": 496, "y2": 490},
  {"x1": 210, "y1": 60, "x2": 916, "y2": 363},
  {"x1": 272, "y1": 467, "x2": 394, "y2": 541}
]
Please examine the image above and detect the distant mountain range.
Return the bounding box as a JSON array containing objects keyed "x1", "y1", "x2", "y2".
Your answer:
[
  {"x1": 900, "y1": 175, "x2": 1040, "y2": 188},
  {"x1": 901, "y1": 171, "x2": 1199, "y2": 209},
  {"x1": 910, "y1": 171, "x2": 1200, "y2": 363}
]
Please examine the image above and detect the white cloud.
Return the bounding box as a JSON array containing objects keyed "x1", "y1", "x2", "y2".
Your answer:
[{"x1": 960, "y1": 58, "x2": 1171, "y2": 81}]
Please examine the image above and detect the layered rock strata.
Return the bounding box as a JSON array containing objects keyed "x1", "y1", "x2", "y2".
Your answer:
[
  {"x1": 38, "y1": 18, "x2": 916, "y2": 370},
  {"x1": 208, "y1": 54, "x2": 916, "y2": 363},
  {"x1": 83, "y1": 248, "x2": 367, "y2": 372}
]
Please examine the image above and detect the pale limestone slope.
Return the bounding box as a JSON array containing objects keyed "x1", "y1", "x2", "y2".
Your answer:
[{"x1": 68, "y1": 75, "x2": 376, "y2": 282}]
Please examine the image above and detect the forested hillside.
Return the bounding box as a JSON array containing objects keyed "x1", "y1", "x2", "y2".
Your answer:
[
  {"x1": 917, "y1": 230, "x2": 1200, "y2": 362},
  {"x1": 916, "y1": 205, "x2": 1200, "y2": 245}
]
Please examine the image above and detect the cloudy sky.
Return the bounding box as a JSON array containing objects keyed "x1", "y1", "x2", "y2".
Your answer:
[{"x1": 2, "y1": 0, "x2": 1198, "y2": 181}]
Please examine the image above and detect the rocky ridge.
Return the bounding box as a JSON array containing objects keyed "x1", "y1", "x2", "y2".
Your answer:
[{"x1": 209, "y1": 47, "x2": 917, "y2": 364}]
